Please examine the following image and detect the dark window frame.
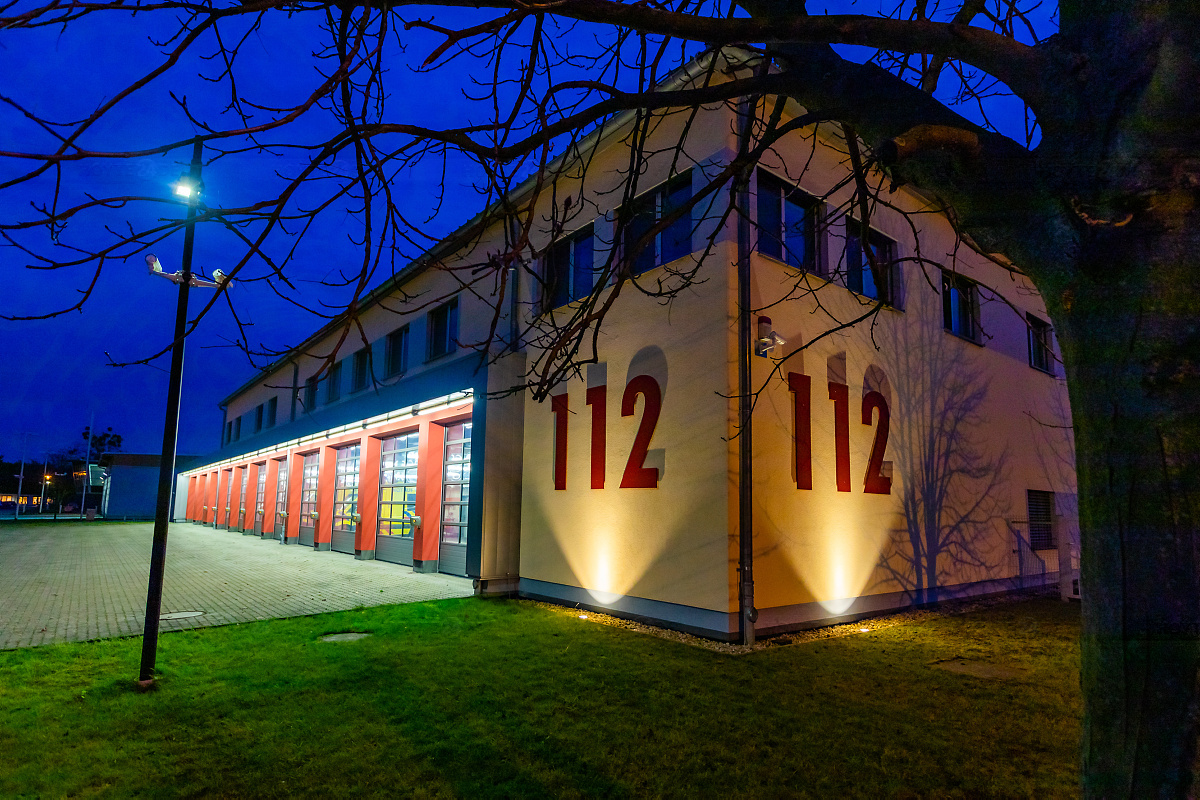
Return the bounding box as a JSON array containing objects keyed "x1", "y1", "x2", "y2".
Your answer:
[
  {"x1": 254, "y1": 404, "x2": 264, "y2": 433},
  {"x1": 622, "y1": 171, "x2": 693, "y2": 276},
  {"x1": 326, "y1": 361, "x2": 342, "y2": 404},
  {"x1": 233, "y1": 416, "x2": 242, "y2": 441},
  {"x1": 427, "y1": 298, "x2": 459, "y2": 361},
  {"x1": 942, "y1": 270, "x2": 982, "y2": 343},
  {"x1": 266, "y1": 396, "x2": 278, "y2": 428},
  {"x1": 351, "y1": 347, "x2": 370, "y2": 393},
  {"x1": 845, "y1": 221, "x2": 899, "y2": 306},
  {"x1": 544, "y1": 223, "x2": 596, "y2": 312},
  {"x1": 756, "y1": 170, "x2": 818, "y2": 272},
  {"x1": 385, "y1": 325, "x2": 410, "y2": 377},
  {"x1": 303, "y1": 375, "x2": 318, "y2": 411},
  {"x1": 1027, "y1": 314, "x2": 1054, "y2": 374}
]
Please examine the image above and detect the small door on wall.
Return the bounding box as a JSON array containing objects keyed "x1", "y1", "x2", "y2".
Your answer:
[
  {"x1": 298, "y1": 452, "x2": 320, "y2": 547},
  {"x1": 331, "y1": 444, "x2": 360, "y2": 555},
  {"x1": 253, "y1": 464, "x2": 267, "y2": 534},
  {"x1": 376, "y1": 432, "x2": 419, "y2": 566},
  {"x1": 271, "y1": 459, "x2": 288, "y2": 538},
  {"x1": 438, "y1": 421, "x2": 471, "y2": 577}
]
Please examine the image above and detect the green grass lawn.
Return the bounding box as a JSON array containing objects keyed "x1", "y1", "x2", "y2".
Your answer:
[{"x1": 0, "y1": 597, "x2": 1080, "y2": 798}]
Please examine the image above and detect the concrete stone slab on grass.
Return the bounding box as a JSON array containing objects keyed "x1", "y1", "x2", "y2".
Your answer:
[
  {"x1": 931, "y1": 659, "x2": 1029, "y2": 680},
  {"x1": 0, "y1": 522, "x2": 472, "y2": 650}
]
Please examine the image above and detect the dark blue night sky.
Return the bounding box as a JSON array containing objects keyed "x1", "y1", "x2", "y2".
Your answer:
[{"x1": 0, "y1": 4, "x2": 1045, "y2": 464}]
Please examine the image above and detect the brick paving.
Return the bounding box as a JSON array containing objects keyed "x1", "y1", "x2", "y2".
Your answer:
[{"x1": 0, "y1": 521, "x2": 474, "y2": 649}]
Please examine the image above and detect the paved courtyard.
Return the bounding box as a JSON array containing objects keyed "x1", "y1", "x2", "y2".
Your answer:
[{"x1": 0, "y1": 521, "x2": 474, "y2": 649}]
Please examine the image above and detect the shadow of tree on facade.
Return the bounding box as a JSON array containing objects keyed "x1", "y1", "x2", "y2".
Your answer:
[{"x1": 873, "y1": 292, "x2": 1011, "y2": 606}]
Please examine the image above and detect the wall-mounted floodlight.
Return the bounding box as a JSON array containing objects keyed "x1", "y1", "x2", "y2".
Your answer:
[{"x1": 755, "y1": 315, "x2": 787, "y2": 357}]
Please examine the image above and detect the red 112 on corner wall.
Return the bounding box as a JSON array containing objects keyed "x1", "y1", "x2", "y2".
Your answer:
[
  {"x1": 551, "y1": 375, "x2": 663, "y2": 491},
  {"x1": 789, "y1": 372, "x2": 892, "y2": 495},
  {"x1": 550, "y1": 371, "x2": 890, "y2": 495}
]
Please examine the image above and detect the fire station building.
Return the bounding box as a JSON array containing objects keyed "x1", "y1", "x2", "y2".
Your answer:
[{"x1": 175, "y1": 51, "x2": 1078, "y2": 640}]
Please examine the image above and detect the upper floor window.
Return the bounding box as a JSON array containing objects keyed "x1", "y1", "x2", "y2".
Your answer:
[
  {"x1": 225, "y1": 420, "x2": 233, "y2": 445},
  {"x1": 1027, "y1": 314, "x2": 1054, "y2": 374},
  {"x1": 254, "y1": 404, "x2": 264, "y2": 433},
  {"x1": 624, "y1": 172, "x2": 692, "y2": 275},
  {"x1": 545, "y1": 223, "x2": 595, "y2": 311},
  {"x1": 303, "y1": 375, "x2": 318, "y2": 410},
  {"x1": 326, "y1": 360, "x2": 343, "y2": 404},
  {"x1": 427, "y1": 298, "x2": 458, "y2": 361},
  {"x1": 757, "y1": 170, "x2": 817, "y2": 271},
  {"x1": 233, "y1": 417, "x2": 242, "y2": 441},
  {"x1": 386, "y1": 325, "x2": 409, "y2": 376},
  {"x1": 942, "y1": 271, "x2": 981, "y2": 342},
  {"x1": 845, "y1": 223, "x2": 898, "y2": 305},
  {"x1": 266, "y1": 396, "x2": 278, "y2": 428},
  {"x1": 351, "y1": 347, "x2": 370, "y2": 393}
]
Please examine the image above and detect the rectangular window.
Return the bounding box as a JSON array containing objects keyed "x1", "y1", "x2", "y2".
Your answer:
[
  {"x1": 544, "y1": 223, "x2": 596, "y2": 311},
  {"x1": 623, "y1": 172, "x2": 692, "y2": 275},
  {"x1": 427, "y1": 298, "x2": 458, "y2": 361},
  {"x1": 845, "y1": 223, "x2": 898, "y2": 305},
  {"x1": 1028, "y1": 314, "x2": 1054, "y2": 374},
  {"x1": 326, "y1": 361, "x2": 342, "y2": 404},
  {"x1": 757, "y1": 170, "x2": 817, "y2": 271},
  {"x1": 304, "y1": 376, "x2": 318, "y2": 410},
  {"x1": 233, "y1": 417, "x2": 242, "y2": 441},
  {"x1": 225, "y1": 421, "x2": 233, "y2": 445},
  {"x1": 266, "y1": 396, "x2": 278, "y2": 428},
  {"x1": 942, "y1": 271, "x2": 981, "y2": 342},
  {"x1": 254, "y1": 404, "x2": 264, "y2": 433},
  {"x1": 351, "y1": 347, "x2": 370, "y2": 393},
  {"x1": 1028, "y1": 490, "x2": 1055, "y2": 550},
  {"x1": 386, "y1": 326, "x2": 409, "y2": 376}
]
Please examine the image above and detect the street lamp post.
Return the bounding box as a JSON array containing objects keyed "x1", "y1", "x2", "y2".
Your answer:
[{"x1": 138, "y1": 139, "x2": 224, "y2": 687}]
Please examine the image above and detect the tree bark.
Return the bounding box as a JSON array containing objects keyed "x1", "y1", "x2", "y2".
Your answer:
[{"x1": 1058, "y1": 218, "x2": 1200, "y2": 797}]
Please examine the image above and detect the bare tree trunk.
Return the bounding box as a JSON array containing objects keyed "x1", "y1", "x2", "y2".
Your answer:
[{"x1": 1062, "y1": 228, "x2": 1200, "y2": 797}]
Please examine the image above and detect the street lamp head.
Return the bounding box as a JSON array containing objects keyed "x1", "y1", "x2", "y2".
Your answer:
[
  {"x1": 172, "y1": 173, "x2": 201, "y2": 200},
  {"x1": 146, "y1": 254, "x2": 162, "y2": 274}
]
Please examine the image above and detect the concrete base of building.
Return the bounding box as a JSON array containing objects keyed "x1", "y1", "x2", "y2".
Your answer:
[
  {"x1": 242, "y1": 529, "x2": 257, "y2": 536},
  {"x1": 474, "y1": 576, "x2": 519, "y2": 597},
  {"x1": 413, "y1": 559, "x2": 438, "y2": 573},
  {"x1": 217, "y1": 524, "x2": 228, "y2": 530},
  {"x1": 520, "y1": 572, "x2": 1062, "y2": 642},
  {"x1": 260, "y1": 531, "x2": 275, "y2": 540},
  {"x1": 314, "y1": 542, "x2": 331, "y2": 551},
  {"x1": 282, "y1": 535, "x2": 298, "y2": 545},
  {"x1": 519, "y1": 578, "x2": 738, "y2": 641},
  {"x1": 355, "y1": 549, "x2": 375, "y2": 561}
]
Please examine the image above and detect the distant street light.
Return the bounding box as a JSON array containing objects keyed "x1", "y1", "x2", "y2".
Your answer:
[{"x1": 138, "y1": 140, "x2": 227, "y2": 688}]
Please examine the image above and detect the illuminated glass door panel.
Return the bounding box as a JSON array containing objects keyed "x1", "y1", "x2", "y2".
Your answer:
[
  {"x1": 376, "y1": 432, "x2": 419, "y2": 566},
  {"x1": 238, "y1": 469, "x2": 250, "y2": 531},
  {"x1": 298, "y1": 452, "x2": 320, "y2": 546},
  {"x1": 253, "y1": 464, "x2": 267, "y2": 533},
  {"x1": 273, "y1": 459, "x2": 289, "y2": 537},
  {"x1": 222, "y1": 470, "x2": 233, "y2": 529},
  {"x1": 331, "y1": 444, "x2": 360, "y2": 555},
  {"x1": 439, "y1": 421, "x2": 471, "y2": 576}
]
